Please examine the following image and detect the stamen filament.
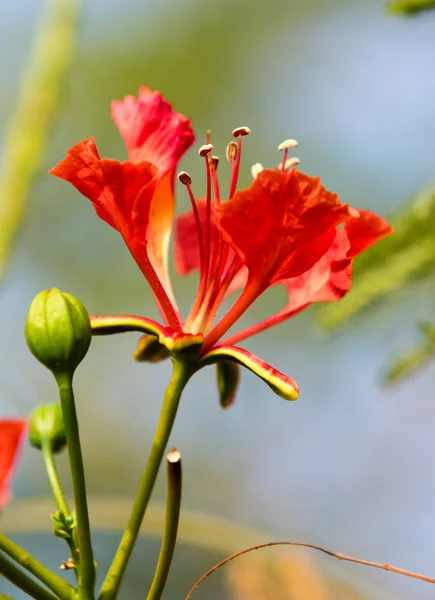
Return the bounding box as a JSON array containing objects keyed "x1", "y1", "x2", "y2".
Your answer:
[
  {"x1": 202, "y1": 280, "x2": 263, "y2": 354},
  {"x1": 203, "y1": 152, "x2": 212, "y2": 289},
  {"x1": 229, "y1": 135, "x2": 242, "y2": 198},
  {"x1": 281, "y1": 147, "x2": 288, "y2": 171},
  {"x1": 186, "y1": 185, "x2": 206, "y2": 277}
]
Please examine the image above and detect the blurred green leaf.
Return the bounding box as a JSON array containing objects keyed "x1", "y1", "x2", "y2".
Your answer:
[
  {"x1": 0, "y1": 0, "x2": 80, "y2": 281},
  {"x1": 387, "y1": 0, "x2": 435, "y2": 14},
  {"x1": 383, "y1": 322, "x2": 435, "y2": 384}
]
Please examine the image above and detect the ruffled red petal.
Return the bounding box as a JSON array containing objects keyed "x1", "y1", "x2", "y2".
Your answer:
[
  {"x1": 345, "y1": 209, "x2": 393, "y2": 259},
  {"x1": 111, "y1": 86, "x2": 195, "y2": 174},
  {"x1": 0, "y1": 419, "x2": 27, "y2": 508},
  {"x1": 214, "y1": 168, "x2": 356, "y2": 288},
  {"x1": 49, "y1": 138, "x2": 158, "y2": 237},
  {"x1": 219, "y1": 210, "x2": 393, "y2": 346},
  {"x1": 50, "y1": 139, "x2": 182, "y2": 328}
]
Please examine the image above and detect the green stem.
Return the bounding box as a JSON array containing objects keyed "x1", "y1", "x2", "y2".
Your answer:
[
  {"x1": 146, "y1": 449, "x2": 182, "y2": 600},
  {"x1": 0, "y1": 551, "x2": 60, "y2": 600},
  {"x1": 98, "y1": 359, "x2": 193, "y2": 600},
  {"x1": 55, "y1": 372, "x2": 95, "y2": 600},
  {"x1": 0, "y1": 532, "x2": 74, "y2": 599},
  {"x1": 42, "y1": 438, "x2": 70, "y2": 515},
  {"x1": 41, "y1": 438, "x2": 80, "y2": 579}
]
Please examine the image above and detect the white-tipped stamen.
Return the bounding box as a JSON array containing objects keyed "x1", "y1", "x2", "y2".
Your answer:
[
  {"x1": 278, "y1": 157, "x2": 300, "y2": 171},
  {"x1": 278, "y1": 138, "x2": 298, "y2": 151},
  {"x1": 177, "y1": 171, "x2": 192, "y2": 185},
  {"x1": 251, "y1": 162, "x2": 264, "y2": 179},
  {"x1": 198, "y1": 143, "x2": 213, "y2": 157},
  {"x1": 211, "y1": 155, "x2": 219, "y2": 170},
  {"x1": 226, "y1": 142, "x2": 238, "y2": 162},
  {"x1": 232, "y1": 126, "x2": 251, "y2": 137}
]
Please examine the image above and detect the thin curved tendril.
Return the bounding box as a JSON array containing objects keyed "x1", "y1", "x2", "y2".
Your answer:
[{"x1": 185, "y1": 540, "x2": 435, "y2": 599}]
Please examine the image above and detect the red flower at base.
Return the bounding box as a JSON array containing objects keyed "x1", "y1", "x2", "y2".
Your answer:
[
  {"x1": 50, "y1": 89, "x2": 393, "y2": 403},
  {"x1": 0, "y1": 419, "x2": 27, "y2": 509}
]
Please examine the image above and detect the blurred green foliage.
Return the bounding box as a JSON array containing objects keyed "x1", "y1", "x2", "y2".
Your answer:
[
  {"x1": 319, "y1": 183, "x2": 435, "y2": 385},
  {"x1": 387, "y1": 0, "x2": 435, "y2": 14},
  {"x1": 0, "y1": 0, "x2": 80, "y2": 280}
]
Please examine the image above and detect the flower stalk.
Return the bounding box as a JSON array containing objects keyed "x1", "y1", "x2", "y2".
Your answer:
[
  {"x1": 0, "y1": 552, "x2": 60, "y2": 600},
  {"x1": 98, "y1": 359, "x2": 193, "y2": 600},
  {"x1": 0, "y1": 532, "x2": 75, "y2": 599},
  {"x1": 146, "y1": 449, "x2": 183, "y2": 600},
  {"x1": 55, "y1": 372, "x2": 95, "y2": 599}
]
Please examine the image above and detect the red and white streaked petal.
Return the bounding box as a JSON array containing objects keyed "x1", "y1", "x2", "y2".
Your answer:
[
  {"x1": 111, "y1": 86, "x2": 195, "y2": 174},
  {"x1": 200, "y1": 345, "x2": 299, "y2": 401},
  {"x1": 50, "y1": 139, "x2": 181, "y2": 329},
  {"x1": 0, "y1": 419, "x2": 27, "y2": 509}
]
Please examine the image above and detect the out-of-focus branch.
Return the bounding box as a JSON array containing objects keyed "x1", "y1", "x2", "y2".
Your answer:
[{"x1": 185, "y1": 540, "x2": 435, "y2": 598}]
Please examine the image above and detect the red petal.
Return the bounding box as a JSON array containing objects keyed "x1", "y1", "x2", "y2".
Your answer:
[
  {"x1": 220, "y1": 210, "x2": 393, "y2": 346},
  {"x1": 0, "y1": 419, "x2": 27, "y2": 508},
  {"x1": 50, "y1": 140, "x2": 182, "y2": 328},
  {"x1": 49, "y1": 138, "x2": 158, "y2": 234},
  {"x1": 111, "y1": 86, "x2": 195, "y2": 174},
  {"x1": 214, "y1": 168, "x2": 355, "y2": 287},
  {"x1": 345, "y1": 209, "x2": 393, "y2": 259}
]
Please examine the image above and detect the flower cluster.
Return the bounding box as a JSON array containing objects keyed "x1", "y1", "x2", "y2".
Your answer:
[{"x1": 50, "y1": 86, "x2": 392, "y2": 402}]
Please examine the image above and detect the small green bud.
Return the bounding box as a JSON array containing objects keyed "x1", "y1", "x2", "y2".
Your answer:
[
  {"x1": 216, "y1": 361, "x2": 240, "y2": 409},
  {"x1": 29, "y1": 403, "x2": 66, "y2": 453},
  {"x1": 25, "y1": 289, "x2": 92, "y2": 376},
  {"x1": 51, "y1": 510, "x2": 76, "y2": 540}
]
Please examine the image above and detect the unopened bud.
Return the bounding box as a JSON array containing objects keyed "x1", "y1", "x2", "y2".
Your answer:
[
  {"x1": 198, "y1": 143, "x2": 213, "y2": 157},
  {"x1": 216, "y1": 361, "x2": 240, "y2": 409},
  {"x1": 178, "y1": 171, "x2": 192, "y2": 186},
  {"x1": 25, "y1": 289, "x2": 92, "y2": 377},
  {"x1": 29, "y1": 404, "x2": 66, "y2": 453},
  {"x1": 232, "y1": 126, "x2": 251, "y2": 137}
]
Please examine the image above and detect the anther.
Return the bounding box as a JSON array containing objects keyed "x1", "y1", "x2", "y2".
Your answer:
[
  {"x1": 210, "y1": 156, "x2": 219, "y2": 170},
  {"x1": 251, "y1": 163, "x2": 264, "y2": 179},
  {"x1": 226, "y1": 142, "x2": 238, "y2": 162},
  {"x1": 279, "y1": 157, "x2": 300, "y2": 171},
  {"x1": 198, "y1": 143, "x2": 213, "y2": 157},
  {"x1": 232, "y1": 126, "x2": 251, "y2": 137},
  {"x1": 177, "y1": 171, "x2": 192, "y2": 185},
  {"x1": 278, "y1": 139, "x2": 298, "y2": 151}
]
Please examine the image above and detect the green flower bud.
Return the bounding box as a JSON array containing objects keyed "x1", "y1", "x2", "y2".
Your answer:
[
  {"x1": 51, "y1": 510, "x2": 76, "y2": 540},
  {"x1": 25, "y1": 289, "x2": 91, "y2": 376},
  {"x1": 29, "y1": 403, "x2": 66, "y2": 453},
  {"x1": 216, "y1": 360, "x2": 240, "y2": 409}
]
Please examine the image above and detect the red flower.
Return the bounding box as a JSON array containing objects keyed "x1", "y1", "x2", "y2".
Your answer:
[
  {"x1": 50, "y1": 90, "x2": 393, "y2": 402},
  {"x1": 0, "y1": 419, "x2": 27, "y2": 509}
]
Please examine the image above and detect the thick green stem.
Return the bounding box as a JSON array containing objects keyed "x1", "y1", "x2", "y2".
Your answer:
[
  {"x1": 55, "y1": 372, "x2": 95, "y2": 600},
  {"x1": 0, "y1": 551, "x2": 60, "y2": 600},
  {"x1": 146, "y1": 449, "x2": 182, "y2": 600},
  {"x1": 98, "y1": 359, "x2": 193, "y2": 600},
  {"x1": 0, "y1": 532, "x2": 74, "y2": 599}
]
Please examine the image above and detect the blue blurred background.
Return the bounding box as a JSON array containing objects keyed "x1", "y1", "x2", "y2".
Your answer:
[{"x1": 1, "y1": 0, "x2": 435, "y2": 598}]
